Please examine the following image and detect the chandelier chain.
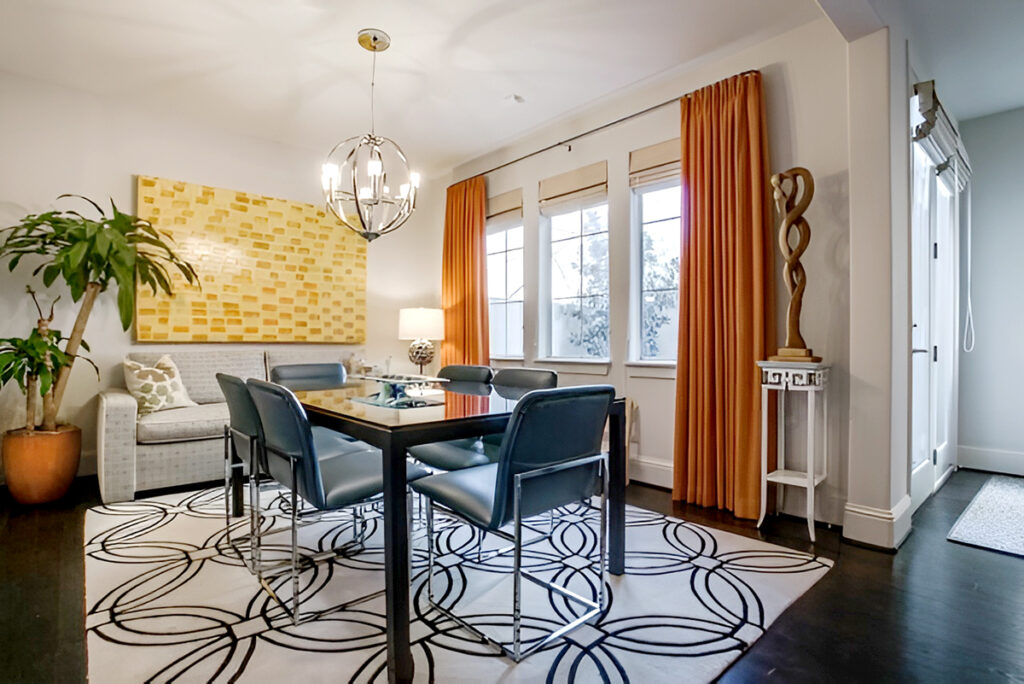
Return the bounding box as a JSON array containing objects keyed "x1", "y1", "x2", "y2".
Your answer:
[{"x1": 370, "y1": 51, "x2": 376, "y2": 135}]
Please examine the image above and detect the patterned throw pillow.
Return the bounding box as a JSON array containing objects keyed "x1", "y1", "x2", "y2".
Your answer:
[{"x1": 123, "y1": 355, "x2": 197, "y2": 414}]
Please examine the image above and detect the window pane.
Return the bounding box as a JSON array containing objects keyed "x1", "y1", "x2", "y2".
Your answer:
[
  {"x1": 506, "y1": 224, "x2": 524, "y2": 250},
  {"x1": 642, "y1": 185, "x2": 681, "y2": 223},
  {"x1": 489, "y1": 301, "x2": 507, "y2": 356},
  {"x1": 551, "y1": 210, "x2": 580, "y2": 241},
  {"x1": 551, "y1": 238, "x2": 581, "y2": 299},
  {"x1": 582, "y1": 203, "x2": 608, "y2": 235},
  {"x1": 486, "y1": 230, "x2": 505, "y2": 255},
  {"x1": 642, "y1": 218, "x2": 680, "y2": 291},
  {"x1": 551, "y1": 298, "x2": 582, "y2": 357},
  {"x1": 487, "y1": 252, "x2": 506, "y2": 300},
  {"x1": 506, "y1": 300, "x2": 523, "y2": 357},
  {"x1": 641, "y1": 288, "x2": 678, "y2": 360},
  {"x1": 507, "y1": 248, "x2": 524, "y2": 301},
  {"x1": 579, "y1": 294, "x2": 610, "y2": 358},
  {"x1": 582, "y1": 232, "x2": 608, "y2": 296}
]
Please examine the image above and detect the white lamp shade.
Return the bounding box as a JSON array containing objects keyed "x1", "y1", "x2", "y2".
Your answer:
[{"x1": 398, "y1": 308, "x2": 444, "y2": 340}]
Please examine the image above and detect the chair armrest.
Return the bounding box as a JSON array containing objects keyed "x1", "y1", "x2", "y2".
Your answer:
[{"x1": 97, "y1": 389, "x2": 139, "y2": 503}]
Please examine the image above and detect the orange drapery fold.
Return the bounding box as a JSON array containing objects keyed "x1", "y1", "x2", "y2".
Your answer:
[
  {"x1": 441, "y1": 177, "x2": 489, "y2": 367},
  {"x1": 672, "y1": 71, "x2": 776, "y2": 520}
]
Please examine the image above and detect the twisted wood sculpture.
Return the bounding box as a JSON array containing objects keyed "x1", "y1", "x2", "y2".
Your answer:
[{"x1": 769, "y1": 166, "x2": 821, "y2": 363}]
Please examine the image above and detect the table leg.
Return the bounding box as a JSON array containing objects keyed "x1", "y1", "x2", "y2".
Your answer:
[
  {"x1": 758, "y1": 386, "x2": 768, "y2": 527},
  {"x1": 382, "y1": 436, "x2": 413, "y2": 683},
  {"x1": 806, "y1": 390, "x2": 817, "y2": 543},
  {"x1": 608, "y1": 399, "x2": 626, "y2": 576},
  {"x1": 777, "y1": 389, "x2": 786, "y2": 514}
]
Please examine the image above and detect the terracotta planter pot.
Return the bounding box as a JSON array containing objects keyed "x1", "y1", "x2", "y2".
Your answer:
[{"x1": 2, "y1": 425, "x2": 81, "y2": 504}]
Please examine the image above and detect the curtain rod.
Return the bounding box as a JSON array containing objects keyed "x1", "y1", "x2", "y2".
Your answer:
[{"x1": 470, "y1": 70, "x2": 759, "y2": 179}]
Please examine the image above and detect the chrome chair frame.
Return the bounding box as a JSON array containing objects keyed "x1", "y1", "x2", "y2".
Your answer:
[{"x1": 423, "y1": 452, "x2": 609, "y2": 662}]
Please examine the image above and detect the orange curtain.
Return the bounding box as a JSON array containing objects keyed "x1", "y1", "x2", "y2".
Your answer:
[
  {"x1": 441, "y1": 176, "x2": 489, "y2": 367},
  {"x1": 672, "y1": 71, "x2": 775, "y2": 519}
]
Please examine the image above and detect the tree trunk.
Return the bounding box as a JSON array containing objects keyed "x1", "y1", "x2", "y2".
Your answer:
[
  {"x1": 47, "y1": 282, "x2": 101, "y2": 428},
  {"x1": 41, "y1": 390, "x2": 56, "y2": 432},
  {"x1": 25, "y1": 375, "x2": 38, "y2": 432}
]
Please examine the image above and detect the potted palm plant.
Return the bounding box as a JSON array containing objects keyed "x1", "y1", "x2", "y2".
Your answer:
[{"x1": 0, "y1": 195, "x2": 198, "y2": 503}]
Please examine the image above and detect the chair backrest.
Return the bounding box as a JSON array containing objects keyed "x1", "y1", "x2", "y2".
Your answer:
[
  {"x1": 488, "y1": 385, "x2": 614, "y2": 529},
  {"x1": 269, "y1": 363, "x2": 347, "y2": 391},
  {"x1": 438, "y1": 364, "x2": 494, "y2": 383},
  {"x1": 492, "y1": 367, "x2": 557, "y2": 390},
  {"x1": 246, "y1": 379, "x2": 325, "y2": 508},
  {"x1": 216, "y1": 373, "x2": 265, "y2": 469}
]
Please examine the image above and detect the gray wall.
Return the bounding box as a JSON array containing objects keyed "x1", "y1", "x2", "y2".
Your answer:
[{"x1": 958, "y1": 107, "x2": 1024, "y2": 473}]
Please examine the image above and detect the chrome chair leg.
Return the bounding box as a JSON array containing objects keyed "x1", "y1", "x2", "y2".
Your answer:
[
  {"x1": 223, "y1": 426, "x2": 231, "y2": 545},
  {"x1": 513, "y1": 475, "x2": 523, "y2": 661},
  {"x1": 425, "y1": 498, "x2": 435, "y2": 601},
  {"x1": 290, "y1": 458, "x2": 300, "y2": 625},
  {"x1": 599, "y1": 461, "x2": 608, "y2": 610}
]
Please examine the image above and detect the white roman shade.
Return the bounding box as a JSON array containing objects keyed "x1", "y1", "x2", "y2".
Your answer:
[
  {"x1": 913, "y1": 80, "x2": 971, "y2": 192},
  {"x1": 486, "y1": 188, "x2": 523, "y2": 230},
  {"x1": 629, "y1": 138, "x2": 681, "y2": 187},
  {"x1": 538, "y1": 161, "x2": 607, "y2": 213}
]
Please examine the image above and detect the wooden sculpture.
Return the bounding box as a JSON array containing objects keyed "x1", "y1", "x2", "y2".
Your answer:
[{"x1": 769, "y1": 166, "x2": 821, "y2": 363}]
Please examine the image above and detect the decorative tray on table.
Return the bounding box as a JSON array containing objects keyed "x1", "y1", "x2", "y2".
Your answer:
[{"x1": 350, "y1": 374, "x2": 447, "y2": 408}]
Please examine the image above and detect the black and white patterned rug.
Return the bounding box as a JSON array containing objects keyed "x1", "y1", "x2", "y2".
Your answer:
[{"x1": 85, "y1": 487, "x2": 832, "y2": 682}]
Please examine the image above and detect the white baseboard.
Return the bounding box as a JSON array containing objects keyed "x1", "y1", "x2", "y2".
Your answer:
[
  {"x1": 842, "y1": 494, "x2": 912, "y2": 549},
  {"x1": 628, "y1": 454, "x2": 673, "y2": 489},
  {"x1": 958, "y1": 445, "x2": 1024, "y2": 477}
]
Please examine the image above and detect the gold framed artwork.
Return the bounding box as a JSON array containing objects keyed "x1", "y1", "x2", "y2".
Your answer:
[{"x1": 134, "y1": 175, "x2": 367, "y2": 343}]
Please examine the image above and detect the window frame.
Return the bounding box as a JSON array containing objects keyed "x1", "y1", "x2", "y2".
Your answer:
[
  {"x1": 629, "y1": 178, "x2": 682, "y2": 364},
  {"x1": 538, "y1": 195, "x2": 611, "y2": 361},
  {"x1": 485, "y1": 215, "x2": 525, "y2": 360}
]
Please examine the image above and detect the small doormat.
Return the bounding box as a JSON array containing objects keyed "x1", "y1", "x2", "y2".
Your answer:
[{"x1": 948, "y1": 475, "x2": 1024, "y2": 557}]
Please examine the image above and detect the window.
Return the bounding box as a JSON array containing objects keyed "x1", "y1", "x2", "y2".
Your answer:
[
  {"x1": 633, "y1": 182, "x2": 680, "y2": 360},
  {"x1": 545, "y1": 201, "x2": 609, "y2": 358},
  {"x1": 487, "y1": 222, "x2": 524, "y2": 357}
]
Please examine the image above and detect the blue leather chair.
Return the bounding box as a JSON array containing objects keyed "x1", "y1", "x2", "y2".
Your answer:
[
  {"x1": 438, "y1": 364, "x2": 494, "y2": 383},
  {"x1": 245, "y1": 378, "x2": 430, "y2": 623},
  {"x1": 269, "y1": 362, "x2": 348, "y2": 391},
  {"x1": 407, "y1": 367, "x2": 557, "y2": 473},
  {"x1": 217, "y1": 373, "x2": 375, "y2": 577},
  {"x1": 411, "y1": 384, "x2": 614, "y2": 662}
]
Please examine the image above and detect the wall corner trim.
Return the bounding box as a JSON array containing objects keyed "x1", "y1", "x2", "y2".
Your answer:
[{"x1": 842, "y1": 494, "x2": 912, "y2": 549}]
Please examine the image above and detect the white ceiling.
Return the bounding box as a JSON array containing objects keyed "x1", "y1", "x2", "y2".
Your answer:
[
  {"x1": 901, "y1": 0, "x2": 1024, "y2": 122},
  {"x1": 0, "y1": 0, "x2": 822, "y2": 174}
]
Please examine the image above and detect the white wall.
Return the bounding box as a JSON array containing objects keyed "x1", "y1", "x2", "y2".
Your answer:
[
  {"x1": 957, "y1": 107, "x2": 1024, "y2": 474},
  {"x1": 451, "y1": 18, "x2": 851, "y2": 523},
  {"x1": 0, "y1": 71, "x2": 444, "y2": 478}
]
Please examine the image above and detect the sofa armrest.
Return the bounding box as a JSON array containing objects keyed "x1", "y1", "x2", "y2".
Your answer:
[{"x1": 97, "y1": 389, "x2": 139, "y2": 503}]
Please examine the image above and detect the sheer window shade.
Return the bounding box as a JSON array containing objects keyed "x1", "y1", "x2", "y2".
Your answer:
[
  {"x1": 913, "y1": 80, "x2": 971, "y2": 192},
  {"x1": 539, "y1": 161, "x2": 607, "y2": 213},
  {"x1": 629, "y1": 138, "x2": 681, "y2": 187}
]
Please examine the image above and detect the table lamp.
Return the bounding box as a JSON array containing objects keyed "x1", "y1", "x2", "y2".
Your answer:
[{"x1": 398, "y1": 308, "x2": 444, "y2": 373}]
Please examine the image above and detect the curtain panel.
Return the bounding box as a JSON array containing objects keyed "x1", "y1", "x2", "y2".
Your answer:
[
  {"x1": 672, "y1": 71, "x2": 776, "y2": 519},
  {"x1": 441, "y1": 176, "x2": 489, "y2": 367}
]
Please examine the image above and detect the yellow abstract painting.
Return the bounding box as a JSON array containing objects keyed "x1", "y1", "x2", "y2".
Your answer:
[{"x1": 135, "y1": 175, "x2": 366, "y2": 343}]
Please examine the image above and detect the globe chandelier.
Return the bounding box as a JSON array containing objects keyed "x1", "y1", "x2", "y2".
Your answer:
[{"x1": 321, "y1": 28, "x2": 419, "y2": 242}]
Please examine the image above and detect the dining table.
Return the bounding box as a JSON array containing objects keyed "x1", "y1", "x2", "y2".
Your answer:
[{"x1": 276, "y1": 378, "x2": 627, "y2": 684}]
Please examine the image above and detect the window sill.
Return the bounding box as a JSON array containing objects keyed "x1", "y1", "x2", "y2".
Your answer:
[
  {"x1": 533, "y1": 357, "x2": 611, "y2": 376},
  {"x1": 489, "y1": 356, "x2": 525, "y2": 362},
  {"x1": 624, "y1": 360, "x2": 676, "y2": 369}
]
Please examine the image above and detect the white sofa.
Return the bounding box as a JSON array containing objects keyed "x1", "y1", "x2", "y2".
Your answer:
[{"x1": 97, "y1": 349, "x2": 355, "y2": 503}]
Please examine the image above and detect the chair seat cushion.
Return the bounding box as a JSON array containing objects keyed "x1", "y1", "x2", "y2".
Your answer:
[
  {"x1": 407, "y1": 438, "x2": 498, "y2": 471},
  {"x1": 410, "y1": 463, "x2": 499, "y2": 529},
  {"x1": 137, "y1": 403, "x2": 230, "y2": 444},
  {"x1": 311, "y1": 426, "x2": 363, "y2": 456},
  {"x1": 320, "y1": 451, "x2": 431, "y2": 509}
]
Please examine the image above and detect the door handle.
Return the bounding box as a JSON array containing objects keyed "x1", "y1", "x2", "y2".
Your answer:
[{"x1": 912, "y1": 348, "x2": 929, "y2": 354}]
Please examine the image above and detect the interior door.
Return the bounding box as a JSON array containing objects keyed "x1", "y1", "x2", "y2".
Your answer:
[
  {"x1": 931, "y1": 177, "x2": 957, "y2": 488},
  {"x1": 910, "y1": 144, "x2": 935, "y2": 513}
]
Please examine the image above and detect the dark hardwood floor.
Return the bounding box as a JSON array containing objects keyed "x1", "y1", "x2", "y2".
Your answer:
[{"x1": 1, "y1": 469, "x2": 1022, "y2": 682}]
